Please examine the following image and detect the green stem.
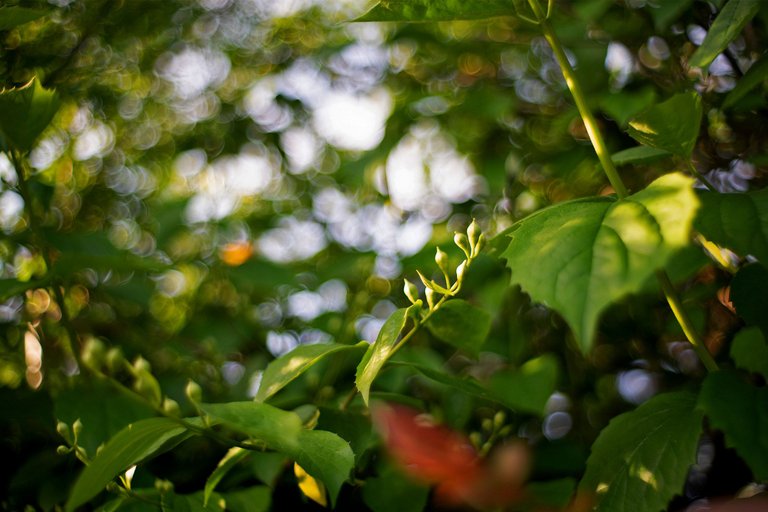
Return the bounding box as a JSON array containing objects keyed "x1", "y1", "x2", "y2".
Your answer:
[
  {"x1": 686, "y1": 160, "x2": 717, "y2": 192},
  {"x1": 527, "y1": 0, "x2": 628, "y2": 199},
  {"x1": 656, "y1": 271, "x2": 718, "y2": 372},
  {"x1": 528, "y1": 0, "x2": 718, "y2": 372}
]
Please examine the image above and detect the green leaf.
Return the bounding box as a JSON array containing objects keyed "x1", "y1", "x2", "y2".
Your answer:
[
  {"x1": 203, "y1": 447, "x2": 250, "y2": 506},
  {"x1": 256, "y1": 342, "x2": 367, "y2": 402},
  {"x1": 0, "y1": 77, "x2": 60, "y2": 152},
  {"x1": 626, "y1": 92, "x2": 702, "y2": 158},
  {"x1": 356, "y1": 307, "x2": 410, "y2": 405},
  {"x1": 200, "y1": 402, "x2": 353, "y2": 505},
  {"x1": 730, "y1": 327, "x2": 768, "y2": 379},
  {"x1": 391, "y1": 361, "x2": 498, "y2": 402},
  {"x1": 316, "y1": 407, "x2": 376, "y2": 465},
  {"x1": 489, "y1": 355, "x2": 559, "y2": 416},
  {"x1": 362, "y1": 466, "x2": 429, "y2": 512},
  {"x1": 357, "y1": 0, "x2": 518, "y2": 21},
  {"x1": 0, "y1": 6, "x2": 49, "y2": 31},
  {"x1": 724, "y1": 53, "x2": 768, "y2": 109},
  {"x1": 425, "y1": 299, "x2": 491, "y2": 355},
  {"x1": 580, "y1": 391, "x2": 703, "y2": 512},
  {"x1": 600, "y1": 88, "x2": 657, "y2": 128},
  {"x1": 730, "y1": 263, "x2": 768, "y2": 334},
  {"x1": 223, "y1": 487, "x2": 271, "y2": 512},
  {"x1": 694, "y1": 188, "x2": 768, "y2": 263},
  {"x1": 502, "y1": 173, "x2": 698, "y2": 351},
  {"x1": 698, "y1": 371, "x2": 768, "y2": 480},
  {"x1": 611, "y1": 146, "x2": 671, "y2": 167},
  {"x1": 688, "y1": 0, "x2": 760, "y2": 70},
  {"x1": 66, "y1": 418, "x2": 194, "y2": 512}
]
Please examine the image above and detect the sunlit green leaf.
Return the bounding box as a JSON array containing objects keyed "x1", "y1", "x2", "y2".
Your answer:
[
  {"x1": 489, "y1": 354, "x2": 558, "y2": 416},
  {"x1": 200, "y1": 402, "x2": 353, "y2": 505},
  {"x1": 66, "y1": 418, "x2": 195, "y2": 512},
  {"x1": 204, "y1": 447, "x2": 250, "y2": 506},
  {"x1": 425, "y1": 299, "x2": 491, "y2": 355},
  {"x1": 695, "y1": 188, "x2": 768, "y2": 263},
  {"x1": 356, "y1": 307, "x2": 411, "y2": 405},
  {"x1": 688, "y1": 0, "x2": 760, "y2": 70},
  {"x1": 256, "y1": 342, "x2": 367, "y2": 402},
  {"x1": 698, "y1": 371, "x2": 768, "y2": 480},
  {"x1": 0, "y1": 6, "x2": 50, "y2": 31},
  {"x1": 580, "y1": 391, "x2": 703, "y2": 512},
  {"x1": 0, "y1": 77, "x2": 60, "y2": 152},
  {"x1": 357, "y1": 0, "x2": 518, "y2": 21},
  {"x1": 730, "y1": 327, "x2": 768, "y2": 379},
  {"x1": 502, "y1": 173, "x2": 699, "y2": 351},
  {"x1": 626, "y1": 92, "x2": 702, "y2": 158}
]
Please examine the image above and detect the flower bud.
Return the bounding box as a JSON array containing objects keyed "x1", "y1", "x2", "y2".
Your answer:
[
  {"x1": 133, "y1": 356, "x2": 151, "y2": 374},
  {"x1": 454, "y1": 232, "x2": 471, "y2": 258},
  {"x1": 162, "y1": 397, "x2": 181, "y2": 416},
  {"x1": 81, "y1": 337, "x2": 105, "y2": 370},
  {"x1": 72, "y1": 418, "x2": 83, "y2": 438},
  {"x1": 404, "y1": 279, "x2": 419, "y2": 304},
  {"x1": 56, "y1": 445, "x2": 70, "y2": 456},
  {"x1": 185, "y1": 380, "x2": 203, "y2": 404},
  {"x1": 106, "y1": 347, "x2": 125, "y2": 373},
  {"x1": 468, "y1": 219, "x2": 481, "y2": 247},
  {"x1": 425, "y1": 287, "x2": 437, "y2": 310},
  {"x1": 56, "y1": 421, "x2": 70, "y2": 441},
  {"x1": 455, "y1": 261, "x2": 467, "y2": 283},
  {"x1": 435, "y1": 247, "x2": 450, "y2": 275}
]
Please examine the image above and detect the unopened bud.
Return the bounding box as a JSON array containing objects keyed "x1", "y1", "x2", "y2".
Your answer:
[
  {"x1": 454, "y1": 232, "x2": 471, "y2": 258},
  {"x1": 56, "y1": 421, "x2": 70, "y2": 441},
  {"x1": 81, "y1": 337, "x2": 105, "y2": 370},
  {"x1": 494, "y1": 410, "x2": 506, "y2": 428},
  {"x1": 469, "y1": 431, "x2": 483, "y2": 448},
  {"x1": 425, "y1": 287, "x2": 437, "y2": 310},
  {"x1": 72, "y1": 418, "x2": 83, "y2": 438},
  {"x1": 482, "y1": 418, "x2": 493, "y2": 432},
  {"x1": 162, "y1": 398, "x2": 181, "y2": 416},
  {"x1": 435, "y1": 247, "x2": 449, "y2": 274},
  {"x1": 404, "y1": 279, "x2": 419, "y2": 304},
  {"x1": 468, "y1": 219, "x2": 480, "y2": 247},
  {"x1": 455, "y1": 261, "x2": 467, "y2": 283},
  {"x1": 133, "y1": 356, "x2": 151, "y2": 374},
  {"x1": 106, "y1": 347, "x2": 125, "y2": 373},
  {"x1": 474, "y1": 233, "x2": 486, "y2": 255},
  {"x1": 134, "y1": 372, "x2": 162, "y2": 406},
  {"x1": 185, "y1": 380, "x2": 202, "y2": 404}
]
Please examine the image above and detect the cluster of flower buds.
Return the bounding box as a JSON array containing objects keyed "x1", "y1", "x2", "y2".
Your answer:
[{"x1": 404, "y1": 220, "x2": 485, "y2": 310}]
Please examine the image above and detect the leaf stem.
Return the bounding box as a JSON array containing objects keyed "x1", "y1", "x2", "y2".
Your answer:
[
  {"x1": 656, "y1": 271, "x2": 718, "y2": 372},
  {"x1": 685, "y1": 160, "x2": 717, "y2": 192},
  {"x1": 527, "y1": 0, "x2": 628, "y2": 199},
  {"x1": 528, "y1": 1, "x2": 717, "y2": 372}
]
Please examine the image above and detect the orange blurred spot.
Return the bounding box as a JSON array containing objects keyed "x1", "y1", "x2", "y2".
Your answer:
[
  {"x1": 372, "y1": 403, "x2": 529, "y2": 510},
  {"x1": 219, "y1": 241, "x2": 253, "y2": 266}
]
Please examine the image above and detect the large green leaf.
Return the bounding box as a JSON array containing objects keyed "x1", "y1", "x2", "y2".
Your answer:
[
  {"x1": 200, "y1": 402, "x2": 353, "y2": 505},
  {"x1": 580, "y1": 391, "x2": 703, "y2": 512},
  {"x1": 425, "y1": 299, "x2": 491, "y2": 355},
  {"x1": 256, "y1": 342, "x2": 367, "y2": 402},
  {"x1": 698, "y1": 371, "x2": 768, "y2": 480},
  {"x1": 626, "y1": 92, "x2": 702, "y2": 158},
  {"x1": 688, "y1": 0, "x2": 760, "y2": 70},
  {"x1": 730, "y1": 327, "x2": 768, "y2": 379},
  {"x1": 66, "y1": 418, "x2": 194, "y2": 512},
  {"x1": 730, "y1": 263, "x2": 768, "y2": 335},
  {"x1": 203, "y1": 447, "x2": 250, "y2": 506},
  {"x1": 488, "y1": 354, "x2": 559, "y2": 416},
  {"x1": 695, "y1": 189, "x2": 768, "y2": 263},
  {"x1": 357, "y1": 0, "x2": 517, "y2": 21},
  {"x1": 502, "y1": 173, "x2": 698, "y2": 351},
  {"x1": 0, "y1": 77, "x2": 60, "y2": 152},
  {"x1": 0, "y1": 6, "x2": 49, "y2": 31},
  {"x1": 356, "y1": 307, "x2": 411, "y2": 405}
]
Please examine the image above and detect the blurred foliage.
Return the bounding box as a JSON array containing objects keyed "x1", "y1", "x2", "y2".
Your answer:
[{"x1": 1, "y1": 0, "x2": 768, "y2": 510}]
